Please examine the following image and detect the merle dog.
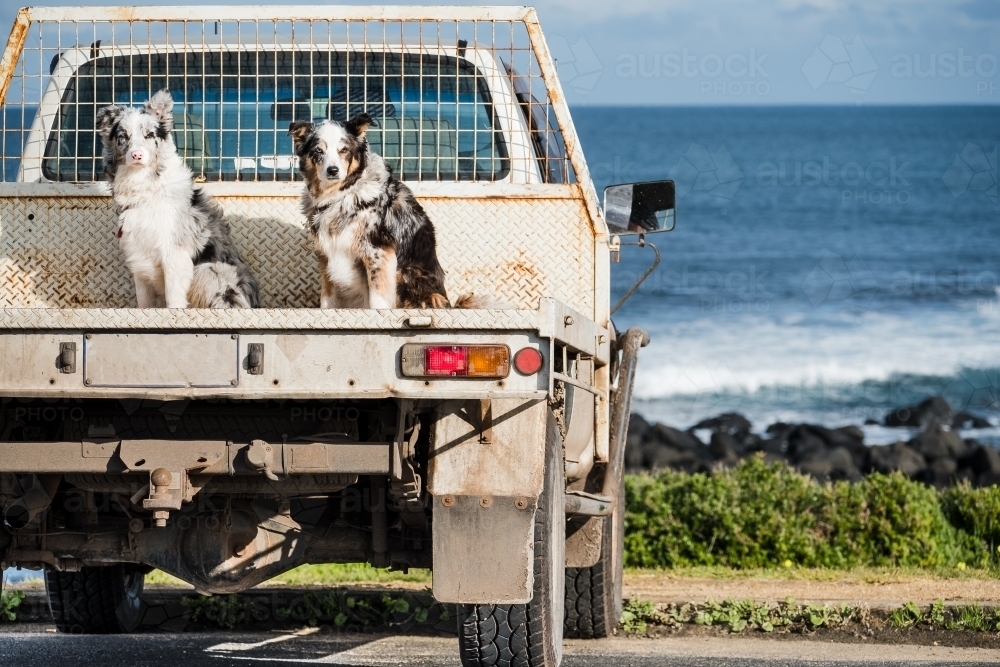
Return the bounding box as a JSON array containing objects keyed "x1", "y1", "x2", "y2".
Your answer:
[{"x1": 97, "y1": 90, "x2": 259, "y2": 308}]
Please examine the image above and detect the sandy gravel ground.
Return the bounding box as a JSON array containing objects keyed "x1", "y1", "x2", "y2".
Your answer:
[{"x1": 623, "y1": 572, "x2": 1000, "y2": 605}]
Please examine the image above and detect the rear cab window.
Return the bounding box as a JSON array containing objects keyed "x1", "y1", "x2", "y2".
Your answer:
[{"x1": 42, "y1": 50, "x2": 511, "y2": 182}]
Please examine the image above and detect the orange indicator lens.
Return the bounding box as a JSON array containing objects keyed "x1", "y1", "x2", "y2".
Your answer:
[{"x1": 467, "y1": 345, "x2": 510, "y2": 377}]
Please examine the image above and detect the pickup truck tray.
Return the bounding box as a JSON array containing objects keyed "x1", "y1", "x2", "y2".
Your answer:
[{"x1": 0, "y1": 298, "x2": 609, "y2": 401}]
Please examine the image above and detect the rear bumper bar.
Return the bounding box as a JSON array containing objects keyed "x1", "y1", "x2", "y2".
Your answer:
[{"x1": 0, "y1": 299, "x2": 607, "y2": 401}]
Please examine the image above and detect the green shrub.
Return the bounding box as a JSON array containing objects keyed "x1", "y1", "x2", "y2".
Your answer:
[
  {"x1": 943, "y1": 483, "x2": 1000, "y2": 562},
  {"x1": 0, "y1": 589, "x2": 25, "y2": 622},
  {"x1": 624, "y1": 457, "x2": 992, "y2": 569}
]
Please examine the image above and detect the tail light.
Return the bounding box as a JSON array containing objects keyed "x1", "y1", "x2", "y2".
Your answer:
[{"x1": 401, "y1": 344, "x2": 510, "y2": 378}]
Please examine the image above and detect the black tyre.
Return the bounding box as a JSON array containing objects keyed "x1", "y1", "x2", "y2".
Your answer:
[
  {"x1": 563, "y1": 483, "x2": 624, "y2": 638},
  {"x1": 458, "y1": 410, "x2": 566, "y2": 667},
  {"x1": 45, "y1": 564, "x2": 145, "y2": 633}
]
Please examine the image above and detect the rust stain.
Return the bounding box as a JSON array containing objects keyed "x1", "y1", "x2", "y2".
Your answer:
[
  {"x1": 108, "y1": 6, "x2": 139, "y2": 22},
  {"x1": 506, "y1": 259, "x2": 539, "y2": 280},
  {"x1": 0, "y1": 8, "x2": 30, "y2": 107}
]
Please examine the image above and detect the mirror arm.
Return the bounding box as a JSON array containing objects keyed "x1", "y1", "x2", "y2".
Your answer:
[{"x1": 610, "y1": 235, "x2": 661, "y2": 316}]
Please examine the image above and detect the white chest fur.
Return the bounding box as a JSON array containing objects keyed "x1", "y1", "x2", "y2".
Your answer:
[
  {"x1": 315, "y1": 216, "x2": 369, "y2": 308},
  {"x1": 118, "y1": 206, "x2": 179, "y2": 280}
]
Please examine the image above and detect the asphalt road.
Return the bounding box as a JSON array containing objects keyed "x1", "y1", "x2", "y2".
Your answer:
[{"x1": 2, "y1": 631, "x2": 1000, "y2": 667}]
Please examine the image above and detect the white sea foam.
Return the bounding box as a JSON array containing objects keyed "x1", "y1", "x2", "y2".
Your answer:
[{"x1": 632, "y1": 309, "x2": 998, "y2": 400}]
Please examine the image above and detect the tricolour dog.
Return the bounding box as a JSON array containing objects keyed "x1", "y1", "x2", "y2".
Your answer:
[
  {"x1": 97, "y1": 90, "x2": 259, "y2": 309},
  {"x1": 290, "y1": 114, "x2": 491, "y2": 309}
]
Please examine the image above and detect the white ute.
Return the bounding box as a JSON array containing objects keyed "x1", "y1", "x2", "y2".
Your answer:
[{"x1": 0, "y1": 6, "x2": 675, "y2": 666}]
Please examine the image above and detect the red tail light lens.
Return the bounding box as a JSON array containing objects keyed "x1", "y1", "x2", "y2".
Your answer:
[
  {"x1": 401, "y1": 344, "x2": 510, "y2": 378},
  {"x1": 513, "y1": 347, "x2": 544, "y2": 375},
  {"x1": 425, "y1": 346, "x2": 467, "y2": 376}
]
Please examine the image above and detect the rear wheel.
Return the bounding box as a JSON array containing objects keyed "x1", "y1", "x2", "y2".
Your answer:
[
  {"x1": 45, "y1": 564, "x2": 145, "y2": 633},
  {"x1": 458, "y1": 410, "x2": 566, "y2": 667},
  {"x1": 563, "y1": 483, "x2": 624, "y2": 638}
]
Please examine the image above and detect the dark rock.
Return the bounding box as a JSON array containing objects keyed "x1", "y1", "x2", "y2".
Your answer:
[
  {"x1": 623, "y1": 410, "x2": 991, "y2": 486},
  {"x1": 759, "y1": 437, "x2": 785, "y2": 456},
  {"x1": 908, "y1": 427, "x2": 968, "y2": 461},
  {"x1": 959, "y1": 446, "x2": 1000, "y2": 478},
  {"x1": 624, "y1": 413, "x2": 651, "y2": 470},
  {"x1": 626, "y1": 413, "x2": 650, "y2": 448},
  {"x1": 709, "y1": 431, "x2": 740, "y2": 465},
  {"x1": 624, "y1": 439, "x2": 646, "y2": 470},
  {"x1": 765, "y1": 422, "x2": 792, "y2": 436},
  {"x1": 644, "y1": 447, "x2": 709, "y2": 473},
  {"x1": 798, "y1": 446, "x2": 861, "y2": 482},
  {"x1": 785, "y1": 426, "x2": 829, "y2": 464},
  {"x1": 833, "y1": 425, "x2": 865, "y2": 442},
  {"x1": 645, "y1": 423, "x2": 705, "y2": 452},
  {"x1": 691, "y1": 412, "x2": 753, "y2": 441},
  {"x1": 955, "y1": 466, "x2": 976, "y2": 484},
  {"x1": 919, "y1": 457, "x2": 958, "y2": 488},
  {"x1": 626, "y1": 422, "x2": 711, "y2": 472},
  {"x1": 740, "y1": 434, "x2": 764, "y2": 452},
  {"x1": 864, "y1": 418, "x2": 880, "y2": 426},
  {"x1": 953, "y1": 411, "x2": 992, "y2": 430},
  {"x1": 884, "y1": 395, "x2": 954, "y2": 431},
  {"x1": 868, "y1": 442, "x2": 927, "y2": 477},
  {"x1": 815, "y1": 425, "x2": 869, "y2": 470}
]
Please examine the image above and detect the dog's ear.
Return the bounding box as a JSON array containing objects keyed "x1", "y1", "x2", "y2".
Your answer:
[
  {"x1": 95, "y1": 105, "x2": 124, "y2": 141},
  {"x1": 345, "y1": 112, "x2": 374, "y2": 139},
  {"x1": 145, "y1": 89, "x2": 174, "y2": 136},
  {"x1": 288, "y1": 121, "x2": 314, "y2": 151}
]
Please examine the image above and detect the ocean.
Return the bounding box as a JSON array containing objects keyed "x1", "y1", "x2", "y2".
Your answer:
[{"x1": 574, "y1": 105, "x2": 999, "y2": 445}]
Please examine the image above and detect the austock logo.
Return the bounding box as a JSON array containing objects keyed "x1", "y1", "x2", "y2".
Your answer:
[
  {"x1": 802, "y1": 35, "x2": 879, "y2": 95},
  {"x1": 670, "y1": 143, "x2": 744, "y2": 212},
  {"x1": 945, "y1": 367, "x2": 1000, "y2": 417},
  {"x1": 943, "y1": 143, "x2": 998, "y2": 205},
  {"x1": 549, "y1": 34, "x2": 603, "y2": 94},
  {"x1": 614, "y1": 48, "x2": 770, "y2": 98},
  {"x1": 801, "y1": 251, "x2": 878, "y2": 309}
]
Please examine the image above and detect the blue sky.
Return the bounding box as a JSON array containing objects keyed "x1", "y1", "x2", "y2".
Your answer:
[
  {"x1": 0, "y1": 0, "x2": 997, "y2": 105},
  {"x1": 540, "y1": 0, "x2": 1000, "y2": 105}
]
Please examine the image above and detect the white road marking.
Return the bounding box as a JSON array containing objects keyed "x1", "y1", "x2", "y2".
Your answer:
[
  {"x1": 205, "y1": 627, "x2": 320, "y2": 653},
  {"x1": 213, "y1": 636, "x2": 453, "y2": 664}
]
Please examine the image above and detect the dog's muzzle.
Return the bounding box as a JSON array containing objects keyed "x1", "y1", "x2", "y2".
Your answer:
[
  {"x1": 126, "y1": 149, "x2": 148, "y2": 166},
  {"x1": 325, "y1": 166, "x2": 340, "y2": 179}
]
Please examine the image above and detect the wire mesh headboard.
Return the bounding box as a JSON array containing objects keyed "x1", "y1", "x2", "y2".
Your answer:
[{"x1": 0, "y1": 6, "x2": 584, "y2": 186}]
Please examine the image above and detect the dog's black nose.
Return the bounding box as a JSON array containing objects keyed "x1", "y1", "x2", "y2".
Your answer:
[{"x1": 326, "y1": 166, "x2": 339, "y2": 178}]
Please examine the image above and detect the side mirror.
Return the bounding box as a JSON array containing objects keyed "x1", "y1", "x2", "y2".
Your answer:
[{"x1": 603, "y1": 180, "x2": 676, "y2": 235}]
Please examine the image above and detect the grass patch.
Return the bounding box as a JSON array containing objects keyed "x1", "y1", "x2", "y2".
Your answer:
[
  {"x1": 622, "y1": 597, "x2": 1000, "y2": 636},
  {"x1": 267, "y1": 564, "x2": 431, "y2": 586},
  {"x1": 145, "y1": 563, "x2": 431, "y2": 589},
  {"x1": 626, "y1": 457, "x2": 1000, "y2": 570},
  {"x1": 621, "y1": 597, "x2": 862, "y2": 635},
  {"x1": 144, "y1": 570, "x2": 189, "y2": 587}
]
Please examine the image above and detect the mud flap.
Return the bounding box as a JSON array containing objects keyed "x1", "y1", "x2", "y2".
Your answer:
[
  {"x1": 428, "y1": 399, "x2": 547, "y2": 603},
  {"x1": 432, "y1": 494, "x2": 538, "y2": 603}
]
